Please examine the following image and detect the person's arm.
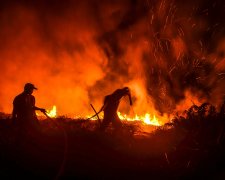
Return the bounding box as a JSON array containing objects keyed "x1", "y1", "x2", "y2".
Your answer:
[
  {"x1": 124, "y1": 88, "x2": 132, "y2": 106},
  {"x1": 34, "y1": 106, "x2": 46, "y2": 113},
  {"x1": 32, "y1": 96, "x2": 46, "y2": 113},
  {"x1": 128, "y1": 92, "x2": 132, "y2": 106},
  {"x1": 120, "y1": 87, "x2": 132, "y2": 106}
]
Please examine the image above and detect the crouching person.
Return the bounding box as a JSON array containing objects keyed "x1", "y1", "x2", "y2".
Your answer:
[{"x1": 99, "y1": 87, "x2": 132, "y2": 132}]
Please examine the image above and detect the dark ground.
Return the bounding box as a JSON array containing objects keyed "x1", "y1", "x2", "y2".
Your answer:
[{"x1": 1, "y1": 103, "x2": 225, "y2": 179}]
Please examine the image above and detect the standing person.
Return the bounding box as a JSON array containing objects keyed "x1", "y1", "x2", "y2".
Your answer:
[
  {"x1": 99, "y1": 87, "x2": 133, "y2": 132},
  {"x1": 12, "y1": 83, "x2": 46, "y2": 132}
]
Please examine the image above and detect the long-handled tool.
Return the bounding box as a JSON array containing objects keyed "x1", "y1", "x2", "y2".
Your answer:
[{"x1": 86, "y1": 104, "x2": 103, "y2": 129}]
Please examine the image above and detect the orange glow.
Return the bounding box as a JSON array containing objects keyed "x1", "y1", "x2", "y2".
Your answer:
[
  {"x1": 117, "y1": 112, "x2": 161, "y2": 126},
  {"x1": 36, "y1": 105, "x2": 57, "y2": 118},
  {"x1": 46, "y1": 105, "x2": 57, "y2": 118},
  {"x1": 86, "y1": 111, "x2": 162, "y2": 126},
  {"x1": 0, "y1": 1, "x2": 224, "y2": 126}
]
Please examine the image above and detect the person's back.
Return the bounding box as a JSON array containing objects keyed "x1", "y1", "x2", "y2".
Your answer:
[
  {"x1": 13, "y1": 92, "x2": 36, "y2": 127},
  {"x1": 100, "y1": 87, "x2": 132, "y2": 131},
  {"x1": 12, "y1": 83, "x2": 47, "y2": 158},
  {"x1": 103, "y1": 94, "x2": 120, "y2": 118},
  {"x1": 12, "y1": 83, "x2": 46, "y2": 130}
]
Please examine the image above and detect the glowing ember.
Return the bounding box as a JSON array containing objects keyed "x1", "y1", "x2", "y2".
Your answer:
[{"x1": 46, "y1": 105, "x2": 57, "y2": 118}]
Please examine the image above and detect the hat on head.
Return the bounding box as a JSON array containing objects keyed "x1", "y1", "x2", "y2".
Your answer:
[
  {"x1": 24, "y1": 83, "x2": 37, "y2": 91},
  {"x1": 123, "y1": 87, "x2": 129, "y2": 92}
]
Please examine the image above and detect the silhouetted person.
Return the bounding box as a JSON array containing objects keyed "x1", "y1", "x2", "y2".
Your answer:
[
  {"x1": 12, "y1": 83, "x2": 46, "y2": 132},
  {"x1": 99, "y1": 87, "x2": 132, "y2": 131}
]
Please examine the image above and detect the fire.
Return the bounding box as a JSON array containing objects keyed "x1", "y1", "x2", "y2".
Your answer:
[
  {"x1": 0, "y1": 0, "x2": 224, "y2": 128},
  {"x1": 87, "y1": 112, "x2": 161, "y2": 126},
  {"x1": 117, "y1": 112, "x2": 161, "y2": 126},
  {"x1": 84, "y1": 108, "x2": 164, "y2": 126},
  {"x1": 46, "y1": 105, "x2": 57, "y2": 118},
  {"x1": 42, "y1": 105, "x2": 161, "y2": 126}
]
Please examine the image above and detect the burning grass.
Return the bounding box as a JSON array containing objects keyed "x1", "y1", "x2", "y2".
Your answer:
[{"x1": 0, "y1": 102, "x2": 225, "y2": 179}]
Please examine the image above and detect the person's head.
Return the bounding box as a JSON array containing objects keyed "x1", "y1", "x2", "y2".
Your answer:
[
  {"x1": 122, "y1": 87, "x2": 130, "y2": 94},
  {"x1": 24, "y1": 83, "x2": 37, "y2": 94}
]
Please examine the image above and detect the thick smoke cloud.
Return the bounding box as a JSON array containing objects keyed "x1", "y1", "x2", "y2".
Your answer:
[{"x1": 0, "y1": 0, "x2": 225, "y2": 120}]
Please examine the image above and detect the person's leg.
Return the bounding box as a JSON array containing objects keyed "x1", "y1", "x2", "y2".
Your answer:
[
  {"x1": 100, "y1": 118, "x2": 111, "y2": 131},
  {"x1": 112, "y1": 116, "x2": 122, "y2": 131}
]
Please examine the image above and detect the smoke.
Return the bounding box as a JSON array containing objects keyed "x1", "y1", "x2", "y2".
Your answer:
[
  {"x1": 0, "y1": 0, "x2": 108, "y2": 115},
  {"x1": 0, "y1": 0, "x2": 225, "y2": 120}
]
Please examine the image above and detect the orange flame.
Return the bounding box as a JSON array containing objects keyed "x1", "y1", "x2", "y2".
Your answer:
[
  {"x1": 46, "y1": 105, "x2": 57, "y2": 118},
  {"x1": 117, "y1": 112, "x2": 161, "y2": 126},
  {"x1": 86, "y1": 111, "x2": 161, "y2": 126},
  {"x1": 41, "y1": 105, "x2": 163, "y2": 126}
]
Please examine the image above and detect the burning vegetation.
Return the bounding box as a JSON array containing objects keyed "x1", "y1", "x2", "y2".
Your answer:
[{"x1": 0, "y1": 0, "x2": 225, "y2": 179}]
